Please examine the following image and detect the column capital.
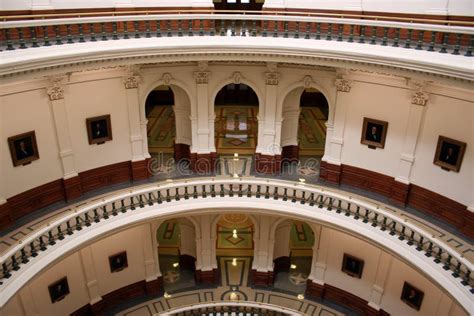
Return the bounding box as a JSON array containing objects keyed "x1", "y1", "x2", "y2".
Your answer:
[
  {"x1": 46, "y1": 76, "x2": 67, "y2": 101},
  {"x1": 123, "y1": 72, "x2": 141, "y2": 89},
  {"x1": 411, "y1": 90, "x2": 429, "y2": 106},
  {"x1": 264, "y1": 72, "x2": 280, "y2": 85},
  {"x1": 335, "y1": 78, "x2": 352, "y2": 92},
  {"x1": 194, "y1": 71, "x2": 210, "y2": 84}
]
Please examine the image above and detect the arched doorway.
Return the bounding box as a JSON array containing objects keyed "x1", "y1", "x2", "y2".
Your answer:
[
  {"x1": 157, "y1": 218, "x2": 197, "y2": 292},
  {"x1": 281, "y1": 87, "x2": 329, "y2": 177},
  {"x1": 145, "y1": 85, "x2": 192, "y2": 175},
  {"x1": 214, "y1": 83, "x2": 259, "y2": 176},
  {"x1": 272, "y1": 220, "x2": 315, "y2": 295}
]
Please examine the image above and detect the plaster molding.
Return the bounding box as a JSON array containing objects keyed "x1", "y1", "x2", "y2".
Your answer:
[
  {"x1": 123, "y1": 72, "x2": 141, "y2": 89},
  {"x1": 161, "y1": 72, "x2": 173, "y2": 86},
  {"x1": 334, "y1": 78, "x2": 352, "y2": 92},
  {"x1": 194, "y1": 71, "x2": 210, "y2": 84},
  {"x1": 264, "y1": 72, "x2": 280, "y2": 85},
  {"x1": 232, "y1": 71, "x2": 242, "y2": 84},
  {"x1": 46, "y1": 76, "x2": 67, "y2": 101}
]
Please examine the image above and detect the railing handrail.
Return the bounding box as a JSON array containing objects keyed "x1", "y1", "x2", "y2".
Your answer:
[
  {"x1": 1, "y1": 12, "x2": 473, "y2": 34},
  {"x1": 1, "y1": 176, "x2": 471, "y2": 270},
  {"x1": 1, "y1": 9, "x2": 474, "y2": 27}
]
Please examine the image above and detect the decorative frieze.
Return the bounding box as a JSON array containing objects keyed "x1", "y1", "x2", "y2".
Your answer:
[
  {"x1": 335, "y1": 78, "x2": 352, "y2": 92},
  {"x1": 264, "y1": 72, "x2": 280, "y2": 85}
]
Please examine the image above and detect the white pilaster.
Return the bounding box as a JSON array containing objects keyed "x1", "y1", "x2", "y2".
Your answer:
[
  {"x1": 193, "y1": 66, "x2": 212, "y2": 154},
  {"x1": 308, "y1": 227, "x2": 330, "y2": 283},
  {"x1": 18, "y1": 285, "x2": 38, "y2": 316},
  {"x1": 79, "y1": 246, "x2": 102, "y2": 305},
  {"x1": 368, "y1": 251, "x2": 392, "y2": 310},
  {"x1": 254, "y1": 218, "x2": 271, "y2": 272},
  {"x1": 199, "y1": 214, "x2": 214, "y2": 271},
  {"x1": 142, "y1": 223, "x2": 160, "y2": 281}
]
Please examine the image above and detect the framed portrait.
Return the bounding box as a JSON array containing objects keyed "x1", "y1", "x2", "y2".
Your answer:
[
  {"x1": 401, "y1": 282, "x2": 424, "y2": 311},
  {"x1": 8, "y1": 131, "x2": 40, "y2": 167},
  {"x1": 86, "y1": 115, "x2": 112, "y2": 145},
  {"x1": 361, "y1": 117, "x2": 389, "y2": 149},
  {"x1": 341, "y1": 253, "x2": 364, "y2": 278},
  {"x1": 433, "y1": 136, "x2": 466, "y2": 172},
  {"x1": 109, "y1": 251, "x2": 128, "y2": 273},
  {"x1": 48, "y1": 277, "x2": 70, "y2": 303}
]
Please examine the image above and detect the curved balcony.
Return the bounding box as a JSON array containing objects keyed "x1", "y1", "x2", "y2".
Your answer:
[
  {"x1": 160, "y1": 301, "x2": 302, "y2": 315},
  {"x1": 0, "y1": 177, "x2": 472, "y2": 312}
]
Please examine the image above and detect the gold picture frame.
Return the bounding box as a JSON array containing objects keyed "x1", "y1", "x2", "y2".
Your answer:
[
  {"x1": 360, "y1": 117, "x2": 389, "y2": 149},
  {"x1": 433, "y1": 136, "x2": 466, "y2": 172}
]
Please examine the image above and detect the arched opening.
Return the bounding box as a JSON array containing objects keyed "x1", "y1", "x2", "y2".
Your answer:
[
  {"x1": 157, "y1": 218, "x2": 197, "y2": 292},
  {"x1": 215, "y1": 214, "x2": 255, "y2": 289},
  {"x1": 272, "y1": 220, "x2": 315, "y2": 295},
  {"x1": 145, "y1": 85, "x2": 191, "y2": 175},
  {"x1": 214, "y1": 83, "x2": 259, "y2": 176},
  {"x1": 213, "y1": 0, "x2": 264, "y2": 11},
  {"x1": 281, "y1": 87, "x2": 329, "y2": 177}
]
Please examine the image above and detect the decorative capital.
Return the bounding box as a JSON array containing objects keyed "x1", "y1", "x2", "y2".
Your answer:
[
  {"x1": 264, "y1": 72, "x2": 280, "y2": 85},
  {"x1": 123, "y1": 72, "x2": 141, "y2": 89},
  {"x1": 335, "y1": 78, "x2": 352, "y2": 92},
  {"x1": 303, "y1": 75, "x2": 313, "y2": 88},
  {"x1": 194, "y1": 71, "x2": 210, "y2": 84},
  {"x1": 161, "y1": 73, "x2": 172, "y2": 86},
  {"x1": 46, "y1": 82, "x2": 65, "y2": 101},
  {"x1": 232, "y1": 72, "x2": 242, "y2": 84},
  {"x1": 411, "y1": 90, "x2": 429, "y2": 106}
]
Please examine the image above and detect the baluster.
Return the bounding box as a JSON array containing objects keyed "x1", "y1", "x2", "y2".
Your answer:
[
  {"x1": 337, "y1": 24, "x2": 343, "y2": 41},
  {"x1": 157, "y1": 191, "x2": 163, "y2": 204},
  {"x1": 78, "y1": 24, "x2": 85, "y2": 43},
  {"x1": 211, "y1": 185, "x2": 216, "y2": 197},
  {"x1": 39, "y1": 236, "x2": 47, "y2": 250},
  {"x1": 176, "y1": 20, "x2": 182, "y2": 37},
  {"x1": 348, "y1": 24, "x2": 354, "y2": 42},
  {"x1": 48, "y1": 231, "x2": 56, "y2": 245},
  {"x1": 30, "y1": 27, "x2": 39, "y2": 47},
  {"x1": 112, "y1": 22, "x2": 118, "y2": 40},
  {"x1": 425, "y1": 241, "x2": 433, "y2": 257},
  {"x1": 119, "y1": 199, "x2": 126, "y2": 212},
  {"x1": 88, "y1": 23, "x2": 96, "y2": 42},
  {"x1": 219, "y1": 184, "x2": 225, "y2": 197},
  {"x1": 173, "y1": 188, "x2": 179, "y2": 201},
  {"x1": 75, "y1": 216, "x2": 83, "y2": 231},
  {"x1": 416, "y1": 236, "x2": 424, "y2": 251},
  {"x1": 256, "y1": 185, "x2": 261, "y2": 198},
  {"x1": 166, "y1": 189, "x2": 171, "y2": 202},
  {"x1": 167, "y1": 20, "x2": 172, "y2": 37},
  {"x1": 465, "y1": 35, "x2": 473, "y2": 56},
  {"x1": 362, "y1": 209, "x2": 369, "y2": 223},
  {"x1": 102, "y1": 205, "x2": 109, "y2": 219},
  {"x1": 426, "y1": 30, "x2": 436, "y2": 51},
  {"x1": 134, "y1": 21, "x2": 141, "y2": 38},
  {"x1": 315, "y1": 23, "x2": 321, "y2": 40},
  {"x1": 345, "y1": 202, "x2": 351, "y2": 216},
  {"x1": 210, "y1": 20, "x2": 215, "y2": 36},
  {"x1": 434, "y1": 247, "x2": 443, "y2": 263},
  {"x1": 452, "y1": 33, "x2": 461, "y2": 55},
  {"x1": 461, "y1": 270, "x2": 470, "y2": 286},
  {"x1": 238, "y1": 184, "x2": 243, "y2": 197},
  {"x1": 30, "y1": 241, "x2": 38, "y2": 257},
  {"x1": 184, "y1": 187, "x2": 189, "y2": 199},
  {"x1": 291, "y1": 189, "x2": 297, "y2": 203},
  {"x1": 199, "y1": 19, "x2": 204, "y2": 36},
  {"x1": 353, "y1": 206, "x2": 360, "y2": 219},
  {"x1": 231, "y1": 20, "x2": 236, "y2": 36},
  {"x1": 398, "y1": 226, "x2": 406, "y2": 240},
  {"x1": 93, "y1": 209, "x2": 100, "y2": 222},
  {"x1": 21, "y1": 248, "x2": 29, "y2": 264},
  {"x1": 300, "y1": 191, "x2": 306, "y2": 204},
  {"x1": 273, "y1": 187, "x2": 279, "y2": 200},
  {"x1": 57, "y1": 226, "x2": 64, "y2": 240},
  {"x1": 262, "y1": 186, "x2": 269, "y2": 199},
  {"x1": 84, "y1": 212, "x2": 92, "y2": 226},
  {"x1": 66, "y1": 220, "x2": 73, "y2": 235},
  {"x1": 327, "y1": 198, "x2": 333, "y2": 211},
  {"x1": 11, "y1": 255, "x2": 20, "y2": 271},
  {"x1": 283, "y1": 21, "x2": 288, "y2": 38},
  {"x1": 371, "y1": 213, "x2": 379, "y2": 227},
  {"x1": 452, "y1": 262, "x2": 461, "y2": 278},
  {"x1": 202, "y1": 185, "x2": 207, "y2": 198},
  {"x1": 193, "y1": 186, "x2": 198, "y2": 199},
  {"x1": 358, "y1": 25, "x2": 365, "y2": 43},
  {"x1": 369, "y1": 26, "x2": 376, "y2": 44},
  {"x1": 55, "y1": 25, "x2": 63, "y2": 45},
  {"x1": 443, "y1": 254, "x2": 452, "y2": 270},
  {"x1": 66, "y1": 24, "x2": 73, "y2": 43},
  {"x1": 220, "y1": 19, "x2": 226, "y2": 36},
  {"x1": 282, "y1": 188, "x2": 288, "y2": 201},
  {"x1": 381, "y1": 27, "x2": 388, "y2": 46},
  {"x1": 18, "y1": 28, "x2": 27, "y2": 49},
  {"x1": 294, "y1": 21, "x2": 299, "y2": 39},
  {"x1": 389, "y1": 221, "x2": 396, "y2": 235},
  {"x1": 309, "y1": 193, "x2": 315, "y2": 206},
  {"x1": 392, "y1": 28, "x2": 400, "y2": 47},
  {"x1": 229, "y1": 184, "x2": 234, "y2": 197},
  {"x1": 335, "y1": 200, "x2": 342, "y2": 213},
  {"x1": 42, "y1": 25, "x2": 51, "y2": 46},
  {"x1": 247, "y1": 185, "x2": 252, "y2": 197},
  {"x1": 439, "y1": 32, "x2": 448, "y2": 53},
  {"x1": 262, "y1": 20, "x2": 268, "y2": 37},
  {"x1": 148, "y1": 193, "x2": 154, "y2": 206},
  {"x1": 273, "y1": 21, "x2": 278, "y2": 38},
  {"x1": 146, "y1": 20, "x2": 151, "y2": 38},
  {"x1": 188, "y1": 20, "x2": 194, "y2": 36},
  {"x1": 305, "y1": 22, "x2": 311, "y2": 39},
  {"x1": 100, "y1": 23, "x2": 108, "y2": 41},
  {"x1": 318, "y1": 195, "x2": 324, "y2": 208},
  {"x1": 326, "y1": 23, "x2": 332, "y2": 40},
  {"x1": 129, "y1": 196, "x2": 136, "y2": 210},
  {"x1": 241, "y1": 20, "x2": 247, "y2": 37},
  {"x1": 404, "y1": 28, "x2": 412, "y2": 48},
  {"x1": 415, "y1": 30, "x2": 424, "y2": 50},
  {"x1": 122, "y1": 21, "x2": 130, "y2": 39},
  {"x1": 3, "y1": 263, "x2": 12, "y2": 279},
  {"x1": 251, "y1": 20, "x2": 257, "y2": 37}
]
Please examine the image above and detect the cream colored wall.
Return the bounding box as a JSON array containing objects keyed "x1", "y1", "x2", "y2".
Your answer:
[{"x1": 1, "y1": 88, "x2": 64, "y2": 198}]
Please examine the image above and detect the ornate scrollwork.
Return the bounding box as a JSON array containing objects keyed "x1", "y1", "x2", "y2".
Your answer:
[
  {"x1": 335, "y1": 78, "x2": 352, "y2": 92},
  {"x1": 411, "y1": 90, "x2": 429, "y2": 106},
  {"x1": 123, "y1": 72, "x2": 141, "y2": 89},
  {"x1": 194, "y1": 71, "x2": 210, "y2": 84},
  {"x1": 162, "y1": 73, "x2": 172, "y2": 86},
  {"x1": 46, "y1": 83, "x2": 65, "y2": 101},
  {"x1": 264, "y1": 72, "x2": 280, "y2": 85}
]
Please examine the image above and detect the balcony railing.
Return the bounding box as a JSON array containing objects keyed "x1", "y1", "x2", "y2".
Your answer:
[
  {"x1": 160, "y1": 301, "x2": 302, "y2": 315},
  {"x1": 1, "y1": 12, "x2": 473, "y2": 56},
  {"x1": 0, "y1": 177, "x2": 472, "y2": 309}
]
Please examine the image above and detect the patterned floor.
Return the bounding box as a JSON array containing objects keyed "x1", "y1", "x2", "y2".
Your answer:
[
  {"x1": 147, "y1": 106, "x2": 175, "y2": 154},
  {"x1": 298, "y1": 108, "x2": 327, "y2": 156},
  {"x1": 215, "y1": 106, "x2": 258, "y2": 154},
  {"x1": 116, "y1": 256, "x2": 345, "y2": 316}
]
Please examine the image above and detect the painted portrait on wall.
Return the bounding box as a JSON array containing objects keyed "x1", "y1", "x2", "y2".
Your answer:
[
  {"x1": 341, "y1": 253, "x2": 364, "y2": 278},
  {"x1": 8, "y1": 131, "x2": 40, "y2": 167},
  {"x1": 109, "y1": 251, "x2": 128, "y2": 273},
  {"x1": 400, "y1": 282, "x2": 424, "y2": 311},
  {"x1": 361, "y1": 117, "x2": 389, "y2": 149},
  {"x1": 86, "y1": 114, "x2": 113, "y2": 145},
  {"x1": 48, "y1": 277, "x2": 70, "y2": 303},
  {"x1": 433, "y1": 136, "x2": 466, "y2": 172}
]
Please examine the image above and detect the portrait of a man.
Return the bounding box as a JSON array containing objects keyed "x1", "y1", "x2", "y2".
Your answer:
[
  {"x1": 86, "y1": 115, "x2": 113, "y2": 145},
  {"x1": 8, "y1": 131, "x2": 40, "y2": 167},
  {"x1": 433, "y1": 136, "x2": 466, "y2": 172},
  {"x1": 341, "y1": 253, "x2": 364, "y2": 278},
  {"x1": 48, "y1": 277, "x2": 70, "y2": 303},
  {"x1": 401, "y1": 282, "x2": 424, "y2": 310},
  {"x1": 361, "y1": 117, "x2": 388, "y2": 149},
  {"x1": 109, "y1": 251, "x2": 128, "y2": 273}
]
